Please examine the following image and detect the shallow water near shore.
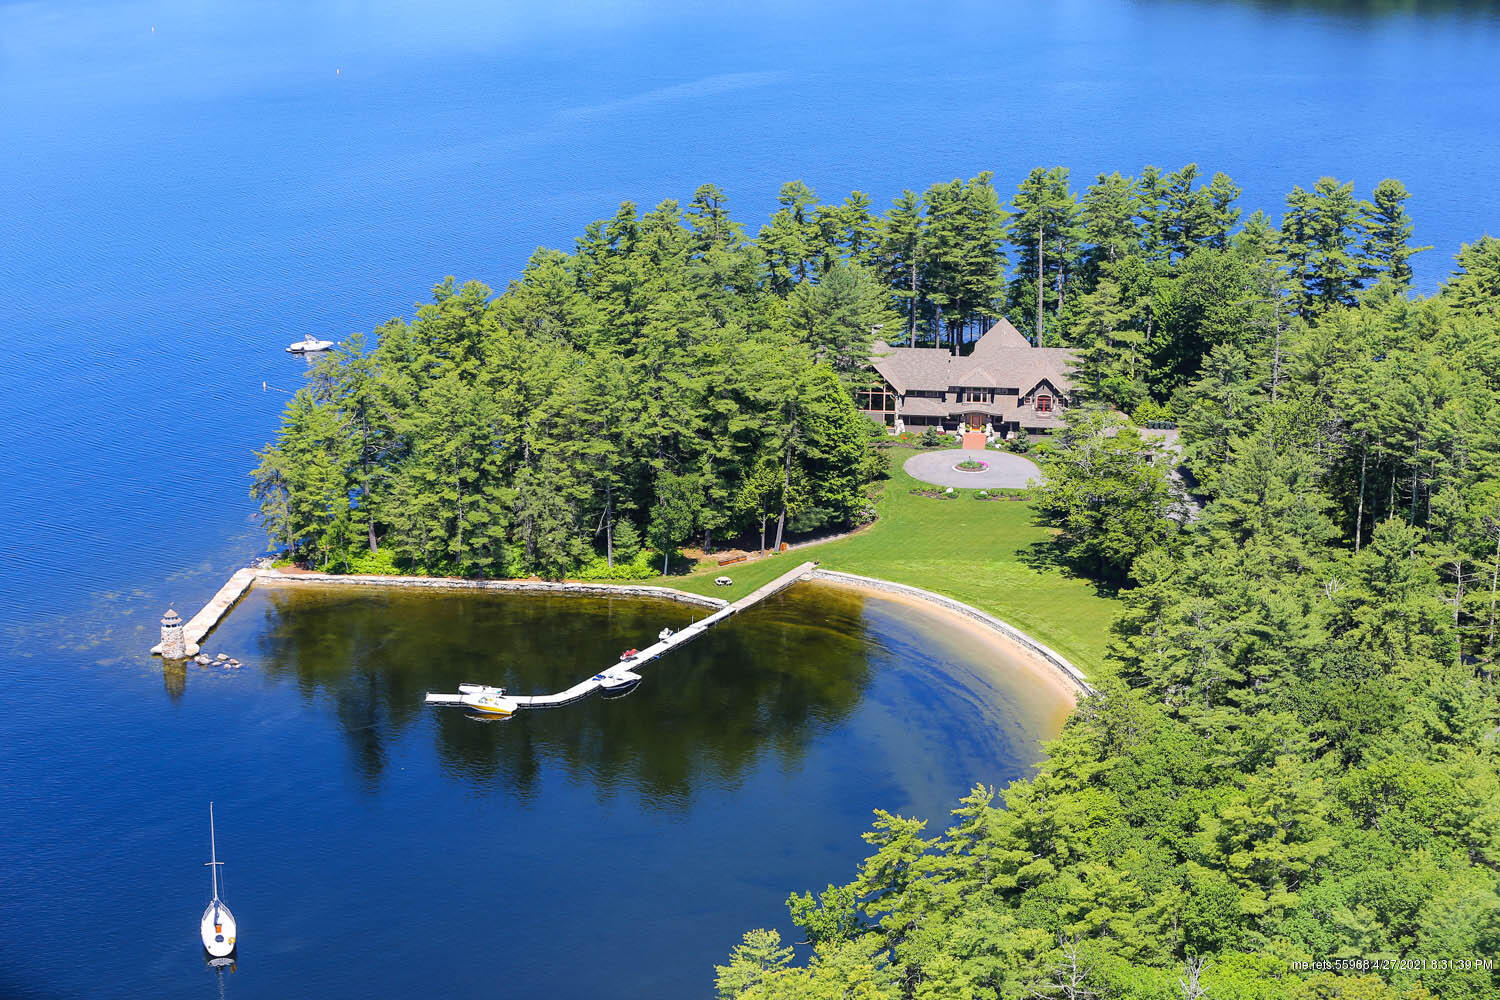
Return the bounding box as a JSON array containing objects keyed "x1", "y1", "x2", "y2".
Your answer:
[{"x1": 0, "y1": 580, "x2": 1067, "y2": 999}]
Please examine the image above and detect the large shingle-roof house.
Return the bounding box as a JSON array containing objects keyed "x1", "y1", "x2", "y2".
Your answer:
[{"x1": 858, "y1": 318, "x2": 1077, "y2": 437}]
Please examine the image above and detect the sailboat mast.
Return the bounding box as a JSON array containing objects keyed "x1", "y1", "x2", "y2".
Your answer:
[{"x1": 209, "y1": 802, "x2": 220, "y2": 902}]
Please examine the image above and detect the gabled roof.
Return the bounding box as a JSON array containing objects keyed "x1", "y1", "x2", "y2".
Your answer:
[
  {"x1": 975, "y1": 351, "x2": 1076, "y2": 397},
  {"x1": 870, "y1": 341, "x2": 959, "y2": 394},
  {"x1": 970, "y1": 316, "x2": 1033, "y2": 353},
  {"x1": 871, "y1": 320, "x2": 1076, "y2": 396}
]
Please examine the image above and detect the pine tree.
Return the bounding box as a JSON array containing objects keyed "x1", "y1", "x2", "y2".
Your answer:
[
  {"x1": 250, "y1": 390, "x2": 354, "y2": 568},
  {"x1": 1162, "y1": 163, "x2": 1214, "y2": 259},
  {"x1": 786, "y1": 261, "x2": 899, "y2": 380},
  {"x1": 1444, "y1": 235, "x2": 1500, "y2": 315},
  {"x1": 817, "y1": 190, "x2": 879, "y2": 270},
  {"x1": 686, "y1": 182, "x2": 742, "y2": 250},
  {"x1": 1006, "y1": 167, "x2": 1081, "y2": 345},
  {"x1": 1279, "y1": 177, "x2": 1366, "y2": 316},
  {"x1": 758, "y1": 180, "x2": 822, "y2": 294},
  {"x1": 878, "y1": 189, "x2": 926, "y2": 345},
  {"x1": 1232, "y1": 209, "x2": 1276, "y2": 260},
  {"x1": 1180, "y1": 344, "x2": 1264, "y2": 496},
  {"x1": 921, "y1": 173, "x2": 1008, "y2": 352},
  {"x1": 1359, "y1": 178, "x2": 1428, "y2": 289},
  {"x1": 1135, "y1": 165, "x2": 1171, "y2": 262},
  {"x1": 1204, "y1": 171, "x2": 1243, "y2": 250},
  {"x1": 714, "y1": 929, "x2": 794, "y2": 999},
  {"x1": 388, "y1": 374, "x2": 511, "y2": 574},
  {"x1": 1078, "y1": 171, "x2": 1141, "y2": 283},
  {"x1": 1032, "y1": 406, "x2": 1184, "y2": 584},
  {"x1": 1072, "y1": 265, "x2": 1148, "y2": 412}
]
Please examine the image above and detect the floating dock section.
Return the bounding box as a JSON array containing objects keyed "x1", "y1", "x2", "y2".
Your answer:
[
  {"x1": 150, "y1": 567, "x2": 258, "y2": 657},
  {"x1": 430, "y1": 561, "x2": 820, "y2": 711}
]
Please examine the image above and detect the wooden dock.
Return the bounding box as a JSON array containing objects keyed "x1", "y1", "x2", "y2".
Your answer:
[
  {"x1": 431, "y1": 561, "x2": 820, "y2": 711},
  {"x1": 150, "y1": 567, "x2": 258, "y2": 657}
]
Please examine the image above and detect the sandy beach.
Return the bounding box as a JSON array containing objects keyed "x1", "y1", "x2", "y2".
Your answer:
[{"x1": 802, "y1": 577, "x2": 1081, "y2": 737}]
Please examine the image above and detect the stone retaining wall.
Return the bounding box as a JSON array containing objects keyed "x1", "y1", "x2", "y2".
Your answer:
[
  {"x1": 807, "y1": 569, "x2": 1093, "y2": 696},
  {"x1": 254, "y1": 568, "x2": 729, "y2": 610}
]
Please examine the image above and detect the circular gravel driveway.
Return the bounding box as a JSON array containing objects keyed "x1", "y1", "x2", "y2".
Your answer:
[{"x1": 902, "y1": 448, "x2": 1042, "y2": 489}]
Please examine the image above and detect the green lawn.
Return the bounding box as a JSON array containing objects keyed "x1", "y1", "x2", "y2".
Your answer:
[{"x1": 655, "y1": 450, "x2": 1121, "y2": 677}]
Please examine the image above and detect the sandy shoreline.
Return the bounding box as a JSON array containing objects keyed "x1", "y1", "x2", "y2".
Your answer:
[
  {"x1": 808, "y1": 570, "x2": 1089, "y2": 697},
  {"x1": 804, "y1": 577, "x2": 1083, "y2": 725}
]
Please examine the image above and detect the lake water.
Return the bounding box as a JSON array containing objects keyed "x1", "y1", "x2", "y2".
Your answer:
[
  {"x1": 0, "y1": 580, "x2": 1066, "y2": 998},
  {"x1": 2, "y1": 0, "x2": 1498, "y2": 995}
]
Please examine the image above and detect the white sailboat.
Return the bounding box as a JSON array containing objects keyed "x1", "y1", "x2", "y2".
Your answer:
[{"x1": 200, "y1": 803, "x2": 238, "y2": 960}]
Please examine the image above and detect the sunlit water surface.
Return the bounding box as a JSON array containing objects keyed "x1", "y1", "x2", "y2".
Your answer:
[{"x1": 3, "y1": 0, "x2": 1499, "y2": 995}]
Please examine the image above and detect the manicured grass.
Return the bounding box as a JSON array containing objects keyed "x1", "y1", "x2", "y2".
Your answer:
[{"x1": 657, "y1": 452, "x2": 1120, "y2": 677}]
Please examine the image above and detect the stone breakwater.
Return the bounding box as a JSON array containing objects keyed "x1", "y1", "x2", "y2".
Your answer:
[
  {"x1": 151, "y1": 566, "x2": 258, "y2": 657},
  {"x1": 807, "y1": 569, "x2": 1093, "y2": 697},
  {"x1": 152, "y1": 567, "x2": 729, "y2": 654},
  {"x1": 255, "y1": 569, "x2": 729, "y2": 609}
]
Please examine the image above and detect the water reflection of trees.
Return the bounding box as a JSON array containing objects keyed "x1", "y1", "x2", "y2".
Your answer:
[{"x1": 251, "y1": 586, "x2": 875, "y2": 807}]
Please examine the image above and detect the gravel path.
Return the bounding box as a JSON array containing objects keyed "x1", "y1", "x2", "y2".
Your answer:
[{"x1": 902, "y1": 448, "x2": 1042, "y2": 489}]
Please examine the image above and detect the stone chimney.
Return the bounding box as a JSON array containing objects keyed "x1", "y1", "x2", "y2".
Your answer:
[{"x1": 159, "y1": 608, "x2": 186, "y2": 660}]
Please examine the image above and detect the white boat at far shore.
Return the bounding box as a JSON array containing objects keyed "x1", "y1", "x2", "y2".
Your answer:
[{"x1": 286, "y1": 334, "x2": 336, "y2": 353}]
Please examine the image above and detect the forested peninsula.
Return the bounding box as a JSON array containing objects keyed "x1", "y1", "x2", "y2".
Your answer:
[{"x1": 253, "y1": 166, "x2": 1500, "y2": 997}]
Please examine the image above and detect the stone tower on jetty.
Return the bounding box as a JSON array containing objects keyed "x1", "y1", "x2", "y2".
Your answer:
[{"x1": 159, "y1": 608, "x2": 185, "y2": 659}]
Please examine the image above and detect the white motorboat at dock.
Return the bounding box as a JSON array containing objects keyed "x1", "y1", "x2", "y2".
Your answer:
[
  {"x1": 425, "y1": 684, "x2": 519, "y2": 716},
  {"x1": 596, "y1": 666, "x2": 642, "y2": 697}
]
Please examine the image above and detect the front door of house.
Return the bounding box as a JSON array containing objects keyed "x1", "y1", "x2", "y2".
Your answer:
[{"x1": 968, "y1": 411, "x2": 985, "y2": 430}]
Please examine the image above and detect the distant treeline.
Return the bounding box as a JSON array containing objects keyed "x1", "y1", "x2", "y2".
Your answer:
[{"x1": 253, "y1": 164, "x2": 1439, "y2": 579}]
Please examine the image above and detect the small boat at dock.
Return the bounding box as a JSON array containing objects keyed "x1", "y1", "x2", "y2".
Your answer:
[
  {"x1": 200, "y1": 803, "x2": 237, "y2": 961},
  {"x1": 596, "y1": 667, "x2": 642, "y2": 698},
  {"x1": 425, "y1": 684, "x2": 519, "y2": 716},
  {"x1": 286, "y1": 334, "x2": 336, "y2": 353}
]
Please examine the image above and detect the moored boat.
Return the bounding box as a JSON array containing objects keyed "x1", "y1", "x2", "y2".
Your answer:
[
  {"x1": 596, "y1": 667, "x2": 642, "y2": 698},
  {"x1": 286, "y1": 334, "x2": 336, "y2": 353},
  {"x1": 200, "y1": 803, "x2": 237, "y2": 960},
  {"x1": 456, "y1": 683, "x2": 519, "y2": 716}
]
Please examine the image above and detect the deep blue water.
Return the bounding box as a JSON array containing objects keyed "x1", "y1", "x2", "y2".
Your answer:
[{"x1": 2, "y1": 1, "x2": 1499, "y2": 996}]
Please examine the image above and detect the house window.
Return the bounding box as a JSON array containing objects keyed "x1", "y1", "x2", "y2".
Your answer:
[
  {"x1": 858, "y1": 381, "x2": 897, "y2": 414},
  {"x1": 959, "y1": 388, "x2": 991, "y2": 403},
  {"x1": 1036, "y1": 394, "x2": 1053, "y2": 413}
]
